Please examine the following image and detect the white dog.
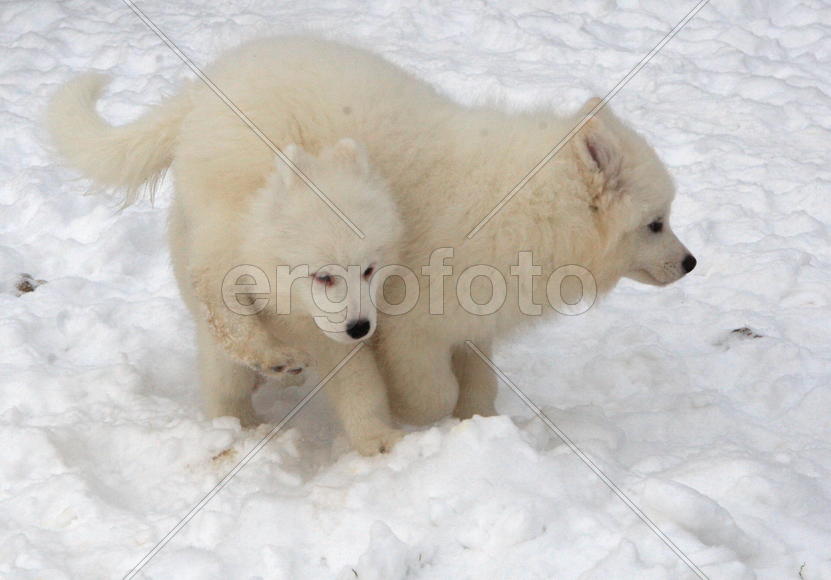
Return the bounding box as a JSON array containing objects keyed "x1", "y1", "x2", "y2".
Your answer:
[
  {"x1": 48, "y1": 72, "x2": 405, "y2": 453},
  {"x1": 182, "y1": 140, "x2": 404, "y2": 454},
  {"x1": 47, "y1": 36, "x2": 695, "y2": 453}
]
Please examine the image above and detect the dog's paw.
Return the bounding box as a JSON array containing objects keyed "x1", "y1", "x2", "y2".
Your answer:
[
  {"x1": 253, "y1": 348, "x2": 312, "y2": 377},
  {"x1": 353, "y1": 428, "x2": 404, "y2": 456}
]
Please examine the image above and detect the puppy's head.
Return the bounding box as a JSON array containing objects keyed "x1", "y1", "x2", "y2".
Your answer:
[
  {"x1": 568, "y1": 98, "x2": 696, "y2": 288},
  {"x1": 246, "y1": 139, "x2": 402, "y2": 343}
]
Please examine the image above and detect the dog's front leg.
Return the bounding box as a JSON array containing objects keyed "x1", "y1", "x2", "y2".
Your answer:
[
  {"x1": 190, "y1": 267, "x2": 312, "y2": 377},
  {"x1": 379, "y1": 328, "x2": 460, "y2": 426},
  {"x1": 317, "y1": 343, "x2": 402, "y2": 455}
]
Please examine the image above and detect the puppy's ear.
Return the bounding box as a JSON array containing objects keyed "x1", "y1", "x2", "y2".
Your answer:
[
  {"x1": 274, "y1": 143, "x2": 310, "y2": 187},
  {"x1": 579, "y1": 96, "x2": 603, "y2": 116},
  {"x1": 576, "y1": 118, "x2": 620, "y2": 174},
  {"x1": 328, "y1": 138, "x2": 370, "y2": 176},
  {"x1": 574, "y1": 96, "x2": 621, "y2": 175},
  {"x1": 572, "y1": 115, "x2": 623, "y2": 208},
  {"x1": 578, "y1": 96, "x2": 616, "y2": 119}
]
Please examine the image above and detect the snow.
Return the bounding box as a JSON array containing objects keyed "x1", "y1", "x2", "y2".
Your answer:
[{"x1": 2, "y1": 0, "x2": 831, "y2": 578}]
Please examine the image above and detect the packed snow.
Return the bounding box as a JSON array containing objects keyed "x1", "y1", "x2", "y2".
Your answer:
[{"x1": 2, "y1": 1, "x2": 831, "y2": 578}]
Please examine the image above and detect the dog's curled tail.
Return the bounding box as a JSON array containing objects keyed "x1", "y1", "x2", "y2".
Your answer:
[{"x1": 46, "y1": 73, "x2": 192, "y2": 205}]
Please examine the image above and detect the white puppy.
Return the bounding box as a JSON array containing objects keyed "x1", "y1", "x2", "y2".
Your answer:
[{"x1": 185, "y1": 140, "x2": 403, "y2": 455}]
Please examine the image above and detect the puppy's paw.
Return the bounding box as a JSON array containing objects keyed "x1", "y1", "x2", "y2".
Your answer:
[
  {"x1": 253, "y1": 348, "x2": 312, "y2": 377},
  {"x1": 353, "y1": 428, "x2": 404, "y2": 456}
]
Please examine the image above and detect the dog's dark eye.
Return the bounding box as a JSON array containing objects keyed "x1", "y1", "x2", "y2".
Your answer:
[
  {"x1": 314, "y1": 273, "x2": 334, "y2": 286},
  {"x1": 363, "y1": 265, "x2": 374, "y2": 278},
  {"x1": 648, "y1": 220, "x2": 663, "y2": 233}
]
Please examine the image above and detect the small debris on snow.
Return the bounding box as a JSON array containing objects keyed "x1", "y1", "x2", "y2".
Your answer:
[{"x1": 14, "y1": 273, "x2": 46, "y2": 296}]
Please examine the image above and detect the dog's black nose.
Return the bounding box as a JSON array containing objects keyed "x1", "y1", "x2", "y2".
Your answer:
[
  {"x1": 682, "y1": 254, "x2": 697, "y2": 273},
  {"x1": 346, "y1": 318, "x2": 371, "y2": 339}
]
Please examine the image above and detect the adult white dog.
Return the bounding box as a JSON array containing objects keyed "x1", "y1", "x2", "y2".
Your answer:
[{"x1": 47, "y1": 36, "x2": 695, "y2": 453}]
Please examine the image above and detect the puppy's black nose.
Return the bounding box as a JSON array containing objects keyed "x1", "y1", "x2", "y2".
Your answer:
[
  {"x1": 682, "y1": 254, "x2": 697, "y2": 273},
  {"x1": 346, "y1": 318, "x2": 371, "y2": 339}
]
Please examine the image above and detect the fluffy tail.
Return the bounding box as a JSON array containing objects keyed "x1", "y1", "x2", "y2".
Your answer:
[{"x1": 46, "y1": 73, "x2": 192, "y2": 204}]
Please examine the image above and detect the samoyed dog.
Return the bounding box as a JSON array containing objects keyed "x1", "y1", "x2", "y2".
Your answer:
[
  {"x1": 183, "y1": 140, "x2": 404, "y2": 454},
  {"x1": 47, "y1": 36, "x2": 695, "y2": 454},
  {"x1": 48, "y1": 73, "x2": 404, "y2": 453}
]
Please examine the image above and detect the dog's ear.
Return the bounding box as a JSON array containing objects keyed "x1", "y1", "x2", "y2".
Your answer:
[
  {"x1": 575, "y1": 118, "x2": 621, "y2": 175},
  {"x1": 574, "y1": 97, "x2": 619, "y2": 175},
  {"x1": 328, "y1": 138, "x2": 370, "y2": 176},
  {"x1": 578, "y1": 96, "x2": 611, "y2": 118},
  {"x1": 274, "y1": 143, "x2": 310, "y2": 187},
  {"x1": 572, "y1": 108, "x2": 623, "y2": 208}
]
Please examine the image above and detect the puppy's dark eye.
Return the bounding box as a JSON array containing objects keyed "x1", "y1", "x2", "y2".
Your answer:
[
  {"x1": 314, "y1": 273, "x2": 334, "y2": 286},
  {"x1": 363, "y1": 265, "x2": 374, "y2": 278},
  {"x1": 648, "y1": 220, "x2": 663, "y2": 233}
]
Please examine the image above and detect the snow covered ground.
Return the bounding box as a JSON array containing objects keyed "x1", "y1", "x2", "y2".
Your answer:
[{"x1": 2, "y1": 0, "x2": 831, "y2": 578}]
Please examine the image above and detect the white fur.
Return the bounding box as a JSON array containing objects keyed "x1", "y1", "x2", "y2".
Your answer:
[
  {"x1": 46, "y1": 36, "x2": 694, "y2": 451},
  {"x1": 183, "y1": 140, "x2": 405, "y2": 455},
  {"x1": 46, "y1": 73, "x2": 192, "y2": 204}
]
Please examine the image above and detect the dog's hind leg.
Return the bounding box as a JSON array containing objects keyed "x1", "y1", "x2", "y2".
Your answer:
[
  {"x1": 451, "y1": 341, "x2": 498, "y2": 420},
  {"x1": 196, "y1": 317, "x2": 259, "y2": 427}
]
